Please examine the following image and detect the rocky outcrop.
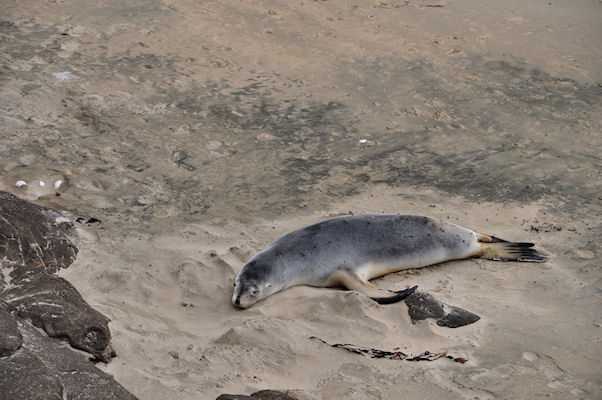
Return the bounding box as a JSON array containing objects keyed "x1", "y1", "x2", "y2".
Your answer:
[
  {"x1": 0, "y1": 191, "x2": 137, "y2": 399},
  {"x1": 0, "y1": 301, "x2": 21, "y2": 357},
  {"x1": 0, "y1": 347, "x2": 64, "y2": 400},
  {"x1": 0, "y1": 190, "x2": 78, "y2": 281},
  {"x1": 0, "y1": 191, "x2": 113, "y2": 360},
  {"x1": 3, "y1": 275, "x2": 113, "y2": 361},
  {"x1": 404, "y1": 291, "x2": 480, "y2": 328},
  {"x1": 217, "y1": 390, "x2": 298, "y2": 400},
  {"x1": 0, "y1": 321, "x2": 136, "y2": 400}
]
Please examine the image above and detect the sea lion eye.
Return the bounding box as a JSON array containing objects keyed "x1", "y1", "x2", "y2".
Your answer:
[{"x1": 251, "y1": 289, "x2": 259, "y2": 296}]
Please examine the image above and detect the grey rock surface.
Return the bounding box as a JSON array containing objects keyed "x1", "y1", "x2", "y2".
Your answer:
[
  {"x1": 217, "y1": 390, "x2": 298, "y2": 400},
  {"x1": 0, "y1": 301, "x2": 21, "y2": 357},
  {"x1": 0, "y1": 321, "x2": 137, "y2": 400},
  {"x1": 0, "y1": 347, "x2": 65, "y2": 400},
  {"x1": 0, "y1": 190, "x2": 78, "y2": 282},
  {"x1": 0, "y1": 191, "x2": 137, "y2": 399},
  {"x1": 436, "y1": 307, "x2": 481, "y2": 329},
  {"x1": 3, "y1": 275, "x2": 113, "y2": 361},
  {"x1": 405, "y1": 291, "x2": 480, "y2": 328},
  {"x1": 0, "y1": 191, "x2": 113, "y2": 360}
]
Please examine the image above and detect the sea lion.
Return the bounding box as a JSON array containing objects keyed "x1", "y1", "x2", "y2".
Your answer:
[{"x1": 232, "y1": 214, "x2": 547, "y2": 308}]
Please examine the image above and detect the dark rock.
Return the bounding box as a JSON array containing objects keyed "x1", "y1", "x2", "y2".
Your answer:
[
  {"x1": 404, "y1": 291, "x2": 445, "y2": 320},
  {"x1": 0, "y1": 320, "x2": 137, "y2": 400},
  {"x1": 3, "y1": 275, "x2": 113, "y2": 361},
  {"x1": 0, "y1": 192, "x2": 136, "y2": 398},
  {"x1": 0, "y1": 192, "x2": 114, "y2": 360},
  {"x1": 0, "y1": 348, "x2": 64, "y2": 399},
  {"x1": 0, "y1": 190, "x2": 78, "y2": 282},
  {"x1": 217, "y1": 390, "x2": 298, "y2": 400},
  {"x1": 251, "y1": 390, "x2": 298, "y2": 400},
  {"x1": 436, "y1": 307, "x2": 481, "y2": 328},
  {"x1": 405, "y1": 291, "x2": 480, "y2": 328},
  {"x1": 0, "y1": 301, "x2": 22, "y2": 357}
]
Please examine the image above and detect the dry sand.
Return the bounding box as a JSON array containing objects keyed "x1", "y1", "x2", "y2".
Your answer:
[{"x1": 1, "y1": 1, "x2": 601, "y2": 399}]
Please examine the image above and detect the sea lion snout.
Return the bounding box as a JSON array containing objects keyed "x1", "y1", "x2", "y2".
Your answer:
[
  {"x1": 232, "y1": 292, "x2": 249, "y2": 309},
  {"x1": 232, "y1": 282, "x2": 246, "y2": 308},
  {"x1": 232, "y1": 279, "x2": 258, "y2": 308},
  {"x1": 231, "y1": 294, "x2": 255, "y2": 309},
  {"x1": 233, "y1": 258, "x2": 279, "y2": 308}
]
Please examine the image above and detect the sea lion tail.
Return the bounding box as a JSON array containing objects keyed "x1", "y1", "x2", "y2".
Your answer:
[{"x1": 477, "y1": 234, "x2": 548, "y2": 262}]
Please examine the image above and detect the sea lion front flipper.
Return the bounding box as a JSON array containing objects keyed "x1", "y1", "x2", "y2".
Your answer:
[
  {"x1": 372, "y1": 286, "x2": 418, "y2": 304},
  {"x1": 332, "y1": 270, "x2": 418, "y2": 305}
]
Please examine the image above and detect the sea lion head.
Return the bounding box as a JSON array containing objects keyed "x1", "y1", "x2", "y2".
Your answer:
[{"x1": 232, "y1": 259, "x2": 277, "y2": 308}]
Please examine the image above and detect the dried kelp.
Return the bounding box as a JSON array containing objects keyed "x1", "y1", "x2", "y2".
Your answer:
[{"x1": 310, "y1": 336, "x2": 467, "y2": 363}]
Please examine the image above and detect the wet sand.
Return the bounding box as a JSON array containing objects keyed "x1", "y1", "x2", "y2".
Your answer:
[{"x1": 1, "y1": 1, "x2": 601, "y2": 399}]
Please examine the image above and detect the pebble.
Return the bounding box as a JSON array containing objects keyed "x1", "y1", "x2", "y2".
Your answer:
[
  {"x1": 15, "y1": 180, "x2": 27, "y2": 187},
  {"x1": 522, "y1": 352, "x2": 538, "y2": 362},
  {"x1": 53, "y1": 71, "x2": 75, "y2": 81},
  {"x1": 55, "y1": 216, "x2": 71, "y2": 224}
]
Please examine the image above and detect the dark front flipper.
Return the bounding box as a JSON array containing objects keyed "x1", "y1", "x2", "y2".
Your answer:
[
  {"x1": 371, "y1": 285, "x2": 418, "y2": 305},
  {"x1": 330, "y1": 270, "x2": 418, "y2": 305}
]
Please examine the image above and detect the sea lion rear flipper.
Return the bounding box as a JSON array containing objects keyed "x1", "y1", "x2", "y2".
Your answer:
[
  {"x1": 332, "y1": 270, "x2": 418, "y2": 305},
  {"x1": 477, "y1": 234, "x2": 548, "y2": 262}
]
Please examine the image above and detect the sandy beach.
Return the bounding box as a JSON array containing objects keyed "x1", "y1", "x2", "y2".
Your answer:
[{"x1": 1, "y1": 1, "x2": 601, "y2": 399}]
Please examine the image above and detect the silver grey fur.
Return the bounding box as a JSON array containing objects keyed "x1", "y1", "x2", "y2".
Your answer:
[{"x1": 232, "y1": 214, "x2": 478, "y2": 308}]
